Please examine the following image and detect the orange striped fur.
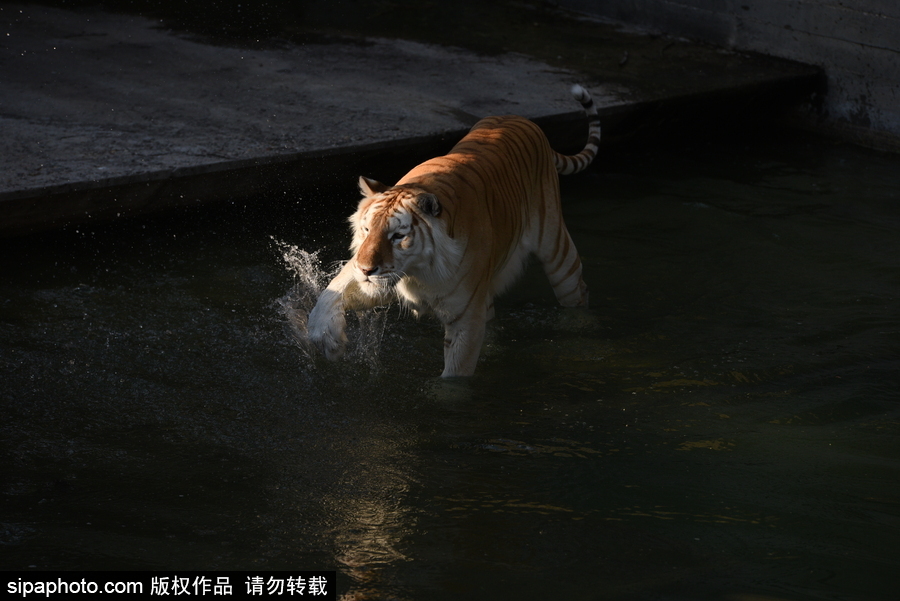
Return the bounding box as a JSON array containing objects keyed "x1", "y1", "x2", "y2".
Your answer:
[{"x1": 308, "y1": 85, "x2": 599, "y2": 376}]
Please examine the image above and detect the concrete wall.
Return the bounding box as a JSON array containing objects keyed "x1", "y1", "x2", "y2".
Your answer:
[{"x1": 561, "y1": 0, "x2": 900, "y2": 146}]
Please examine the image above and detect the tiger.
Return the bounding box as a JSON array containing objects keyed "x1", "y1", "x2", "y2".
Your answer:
[{"x1": 307, "y1": 84, "x2": 601, "y2": 377}]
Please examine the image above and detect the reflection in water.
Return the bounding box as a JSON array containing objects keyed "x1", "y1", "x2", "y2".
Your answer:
[
  {"x1": 330, "y1": 483, "x2": 413, "y2": 600},
  {"x1": 1, "y1": 132, "x2": 899, "y2": 600}
]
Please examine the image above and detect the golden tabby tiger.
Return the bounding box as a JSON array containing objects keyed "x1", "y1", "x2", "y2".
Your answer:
[{"x1": 308, "y1": 84, "x2": 600, "y2": 377}]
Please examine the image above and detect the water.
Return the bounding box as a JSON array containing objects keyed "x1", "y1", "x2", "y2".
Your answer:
[{"x1": 2, "y1": 131, "x2": 899, "y2": 600}]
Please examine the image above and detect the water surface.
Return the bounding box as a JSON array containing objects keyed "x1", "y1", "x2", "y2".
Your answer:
[{"x1": 1, "y1": 132, "x2": 898, "y2": 600}]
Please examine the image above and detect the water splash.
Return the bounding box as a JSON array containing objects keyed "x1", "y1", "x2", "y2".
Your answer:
[{"x1": 272, "y1": 237, "x2": 390, "y2": 372}]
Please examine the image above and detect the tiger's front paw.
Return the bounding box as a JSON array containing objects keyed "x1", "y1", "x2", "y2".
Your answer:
[{"x1": 307, "y1": 295, "x2": 347, "y2": 361}]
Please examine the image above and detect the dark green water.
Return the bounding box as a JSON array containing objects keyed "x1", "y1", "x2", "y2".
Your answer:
[{"x1": 2, "y1": 132, "x2": 898, "y2": 600}]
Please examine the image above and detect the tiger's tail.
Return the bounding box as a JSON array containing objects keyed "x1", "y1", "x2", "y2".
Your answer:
[{"x1": 554, "y1": 84, "x2": 601, "y2": 176}]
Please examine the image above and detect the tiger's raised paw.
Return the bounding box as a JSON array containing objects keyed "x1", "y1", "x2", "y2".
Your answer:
[{"x1": 307, "y1": 298, "x2": 348, "y2": 361}]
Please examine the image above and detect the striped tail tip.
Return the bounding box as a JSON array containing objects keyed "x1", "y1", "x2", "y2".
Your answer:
[
  {"x1": 570, "y1": 84, "x2": 588, "y2": 104},
  {"x1": 554, "y1": 83, "x2": 601, "y2": 176}
]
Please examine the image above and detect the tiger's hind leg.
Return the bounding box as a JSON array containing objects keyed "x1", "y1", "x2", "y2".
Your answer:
[{"x1": 536, "y1": 225, "x2": 589, "y2": 308}]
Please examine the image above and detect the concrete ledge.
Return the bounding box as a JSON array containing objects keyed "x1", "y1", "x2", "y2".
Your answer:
[{"x1": 0, "y1": 3, "x2": 822, "y2": 237}]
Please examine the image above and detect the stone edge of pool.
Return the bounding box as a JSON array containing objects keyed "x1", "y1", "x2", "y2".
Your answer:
[{"x1": 0, "y1": 3, "x2": 822, "y2": 238}]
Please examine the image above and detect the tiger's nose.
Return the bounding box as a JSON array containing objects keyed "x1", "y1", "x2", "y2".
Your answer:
[{"x1": 360, "y1": 265, "x2": 379, "y2": 277}]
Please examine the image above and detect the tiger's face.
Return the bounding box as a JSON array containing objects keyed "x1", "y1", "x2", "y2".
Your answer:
[{"x1": 350, "y1": 178, "x2": 442, "y2": 297}]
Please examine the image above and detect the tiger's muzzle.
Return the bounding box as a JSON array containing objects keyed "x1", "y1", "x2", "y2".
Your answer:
[{"x1": 355, "y1": 261, "x2": 401, "y2": 294}]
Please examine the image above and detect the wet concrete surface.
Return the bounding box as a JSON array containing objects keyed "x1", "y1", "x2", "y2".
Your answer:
[{"x1": 0, "y1": 1, "x2": 821, "y2": 236}]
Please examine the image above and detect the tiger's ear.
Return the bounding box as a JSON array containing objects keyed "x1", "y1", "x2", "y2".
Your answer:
[
  {"x1": 358, "y1": 176, "x2": 389, "y2": 197},
  {"x1": 417, "y1": 193, "x2": 441, "y2": 217}
]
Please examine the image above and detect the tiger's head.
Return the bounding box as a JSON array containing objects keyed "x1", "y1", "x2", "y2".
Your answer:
[{"x1": 349, "y1": 176, "x2": 451, "y2": 297}]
